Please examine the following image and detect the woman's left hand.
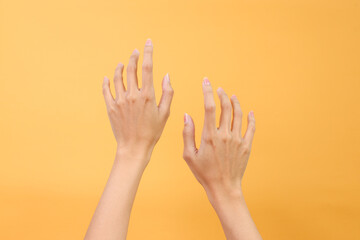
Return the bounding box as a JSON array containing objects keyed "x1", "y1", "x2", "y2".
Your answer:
[{"x1": 102, "y1": 39, "x2": 174, "y2": 167}]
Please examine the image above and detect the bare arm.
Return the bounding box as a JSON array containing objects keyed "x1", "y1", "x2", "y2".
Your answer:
[
  {"x1": 182, "y1": 78, "x2": 262, "y2": 240},
  {"x1": 85, "y1": 39, "x2": 173, "y2": 240}
]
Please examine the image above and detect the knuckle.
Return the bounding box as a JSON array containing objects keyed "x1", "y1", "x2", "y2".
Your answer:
[
  {"x1": 142, "y1": 62, "x2": 153, "y2": 72},
  {"x1": 125, "y1": 94, "x2": 137, "y2": 102},
  {"x1": 141, "y1": 91, "x2": 152, "y2": 101},
  {"x1": 222, "y1": 102, "x2": 231, "y2": 110},
  {"x1": 234, "y1": 137, "x2": 242, "y2": 146},
  {"x1": 107, "y1": 105, "x2": 116, "y2": 114},
  {"x1": 127, "y1": 64, "x2": 137, "y2": 72},
  {"x1": 220, "y1": 133, "x2": 232, "y2": 143},
  {"x1": 164, "y1": 87, "x2": 174, "y2": 96},
  {"x1": 242, "y1": 145, "x2": 250, "y2": 155},
  {"x1": 235, "y1": 108, "x2": 243, "y2": 117},
  {"x1": 204, "y1": 103, "x2": 215, "y2": 112},
  {"x1": 183, "y1": 151, "x2": 193, "y2": 161},
  {"x1": 115, "y1": 97, "x2": 125, "y2": 106},
  {"x1": 250, "y1": 124, "x2": 256, "y2": 133},
  {"x1": 114, "y1": 71, "x2": 122, "y2": 79},
  {"x1": 203, "y1": 134, "x2": 214, "y2": 144}
]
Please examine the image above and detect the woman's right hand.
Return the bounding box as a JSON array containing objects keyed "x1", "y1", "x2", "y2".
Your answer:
[
  {"x1": 182, "y1": 77, "x2": 256, "y2": 201},
  {"x1": 182, "y1": 77, "x2": 262, "y2": 240}
]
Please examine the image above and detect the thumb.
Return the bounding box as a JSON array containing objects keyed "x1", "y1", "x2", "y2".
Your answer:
[
  {"x1": 158, "y1": 73, "x2": 174, "y2": 120},
  {"x1": 244, "y1": 111, "x2": 256, "y2": 145},
  {"x1": 183, "y1": 113, "x2": 197, "y2": 162}
]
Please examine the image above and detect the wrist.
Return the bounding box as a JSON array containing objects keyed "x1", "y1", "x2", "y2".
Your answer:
[
  {"x1": 115, "y1": 145, "x2": 154, "y2": 172},
  {"x1": 204, "y1": 183, "x2": 244, "y2": 209}
]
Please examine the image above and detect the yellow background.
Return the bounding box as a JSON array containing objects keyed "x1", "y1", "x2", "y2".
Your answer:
[{"x1": 1, "y1": 0, "x2": 359, "y2": 239}]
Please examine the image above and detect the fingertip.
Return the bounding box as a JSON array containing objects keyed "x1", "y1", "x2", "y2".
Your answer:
[
  {"x1": 132, "y1": 48, "x2": 140, "y2": 56},
  {"x1": 184, "y1": 113, "x2": 189, "y2": 125},
  {"x1": 117, "y1": 62, "x2": 124, "y2": 69},
  {"x1": 162, "y1": 73, "x2": 173, "y2": 89},
  {"x1": 249, "y1": 111, "x2": 254, "y2": 118},
  {"x1": 184, "y1": 113, "x2": 195, "y2": 127},
  {"x1": 230, "y1": 95, "x2": 238, "y2": 105},
  {"x1": 144, "y1": 39, "x2": 153, "y2": 54},
  {"x1": 145, "y1": 38, "x2": 152, "y2": 46},
  {"x1": 203, "y1": 77, "x2": 210, "y2": 86}
]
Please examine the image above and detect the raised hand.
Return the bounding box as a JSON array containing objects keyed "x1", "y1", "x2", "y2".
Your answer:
[
  {"x1": 85, "y1": 39, "x2": 173, "y2": 240},
  {"x1": 102, "y1": 39, "x2": 174, "y2": 168},
  {"x1": 182, "y1": 78, "x2": 261, "y2": 240}
]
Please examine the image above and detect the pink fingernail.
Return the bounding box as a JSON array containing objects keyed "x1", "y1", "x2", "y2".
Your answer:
[
  {"x1": 184, "y1": 113, "x2": 189, "y2": 124},
  {"x1": 250, "y1": 111, "x2": 254, "y2": 117},
  {"x1": 145, "y1": 39, "x2": 152, "y2": 46},
  {"x1": 163, "y1": 73, "x2": 170, "y2": 88},
  {"x1": 203, "y1": 77, "x2": 210, "y2": 86},
  {"x1": 133, "y1": 49, "x2": 139, "y2": 54}
]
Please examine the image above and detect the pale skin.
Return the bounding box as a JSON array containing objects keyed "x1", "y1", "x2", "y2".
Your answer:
[
  {"x1": 183, "y1": 79, "x2": 262, "y2": 240},
  {"x1": 85, "y1": 39, "x2": 174, "y2": 240},
  {"x1": 85, "y1": 39, "x2": 261, "y2": 240}
]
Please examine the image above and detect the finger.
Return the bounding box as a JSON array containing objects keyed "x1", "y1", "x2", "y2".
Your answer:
[
  {"x1": 102, "y1": 76, "x2": 114, "y2": 108},
  {"x1": 142, "y1": 39, "x2": 155, "y2": 95},
  {"x1": 158, "y1": 73, "x2": 174, "y2": 120},
  {"x1": 202, "y1": 77, "x2": 216, "y2": 134},
  {"x1": 114, "y1": 63, "x2": 125, "y2": 98},
  {"x1": 217, "y1": 87, "x2": 232, "y2": 132},
  {"x1": 126, "y1": 49, "x2": 140, "y2": 93},
  {"x1": 183, "y1": 113, "x2": 197, "y2": 162},
  {"x1": 230, "y1": 95, "x2": 243, "y2": 137},
  {"x1": 244, "y1": 111, "x2": 256, "y2": 145}
]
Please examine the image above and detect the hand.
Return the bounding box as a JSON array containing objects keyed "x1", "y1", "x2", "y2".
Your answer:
[
  {"x1": 102, "y1": 39, "x2": 174, "y2": 166},
  {"x1": 182, "y1": 77, "x2": 256, "y2": 200},
  {"x1": 86, "y1": 39, "x2": 173, "y2": 240}
]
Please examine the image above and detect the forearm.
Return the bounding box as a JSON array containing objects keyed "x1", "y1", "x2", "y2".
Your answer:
[
  {"x1": 206, "y1": 187, "x2": 262, "y2": 240},
  {"x1": 88, "y1": 39, "x2": 172, "y2": 239},
  {"x1": 85, "y1": 149, "x2": 150, "y2": 240}
]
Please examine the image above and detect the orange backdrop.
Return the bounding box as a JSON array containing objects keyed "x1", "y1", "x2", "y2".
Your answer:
[{"x1": 1, "y1": 0, "x2": 359, "y2": 239}]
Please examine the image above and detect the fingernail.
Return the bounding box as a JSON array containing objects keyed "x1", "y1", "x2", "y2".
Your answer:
[
  {"x1": 163, "y1": 73, "x2": 170, "y2": 88},
  {"x1": 133, "y1": 49, "x2": 139, "y2": 54},
  {"x1": 250, "y1": 111, "x2": 254, "y2": 117},
  {"x1": 203, "y1": 77, "x2": 210, "y2": 86},
  {"x1": 231, "y1": 94, "x2": 237, "y2": 99},
  {"x1": 145, "y1": 39, "x2": 152, "y2": 46},
  {"x1": 184, "y1": 113, "x2": 189, "y2": 124},
  {"x1": 167, "y1": 73, "x2": 172, "y2": 86},
  {"x1": 217, "y1": 87, "x2": 223, "y2": 93}
]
